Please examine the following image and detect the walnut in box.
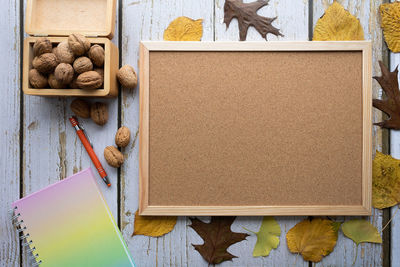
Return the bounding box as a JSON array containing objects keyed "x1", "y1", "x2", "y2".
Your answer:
[
  {"x1": 23, "y1": 37, "x2": 118, "y2": 97},
  {"x1": 22, "y1": 0, "x2": 118, "y2": 97}
]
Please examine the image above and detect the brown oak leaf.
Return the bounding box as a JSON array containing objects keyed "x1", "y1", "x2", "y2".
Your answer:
[
  {"x1": 224, "y1": 0, "x2": 283, "y2": 41},
  {"x1": 189, "y1": 217, "x2": 248, "y2": 264},
  {"x1": 373, "y1": 61, "x2": 400, "y2": 129}
]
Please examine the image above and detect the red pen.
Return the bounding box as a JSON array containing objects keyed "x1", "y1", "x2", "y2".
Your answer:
[{"x1": 69, "y1": 116, "x2": 111, "y2": 187}]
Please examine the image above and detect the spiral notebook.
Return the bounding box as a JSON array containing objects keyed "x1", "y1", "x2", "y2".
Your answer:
[{"x1": 11, "y1": 168, "x2": 135, "y2": 267}]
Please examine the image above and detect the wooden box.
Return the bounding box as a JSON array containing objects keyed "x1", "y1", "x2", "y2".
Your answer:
[{"x1": 22, "y1": 0, "x2": 119, "y2": 97}]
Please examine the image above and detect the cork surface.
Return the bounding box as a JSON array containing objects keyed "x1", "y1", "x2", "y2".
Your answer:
[{"x1": 148, "y1": 51, "x2": 363, "y2": 206}]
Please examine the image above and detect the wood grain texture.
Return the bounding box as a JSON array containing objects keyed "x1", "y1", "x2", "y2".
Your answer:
[
  {"x1": 0, "y1": 1, "x2": 21, "y2": 266},
  {"x1": 0, "y1": 0, "x2": 393, "y2": 266},
  {"x1": 388, "y1": 3, "x2": 400, "y2": 267},
  {"x1": 390, "y1": 44, "x2": 400, "y2": 267},
  {"x1": 313, "y1": 1, "x2": 384, "y2": 266},
  {"x1": 212, "y1": 0, "x2": 308, "y2": 266},
  {"x1": 25, "y1": 0, "x2": 116, "y2": 39},
  {"x1": 21, "y1": 0, "x2": 120, "y2": 266},
  {"x1": 120, "y1": 1, "x2": 214, "y2": 266},
  {"x1": 214, "y1": 0, "x2": 308, "y2": 41}
]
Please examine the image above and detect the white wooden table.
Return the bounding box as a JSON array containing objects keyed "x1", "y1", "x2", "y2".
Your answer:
[{"x1": 0, "y1": 0, "x2": 397, "y2": 266}]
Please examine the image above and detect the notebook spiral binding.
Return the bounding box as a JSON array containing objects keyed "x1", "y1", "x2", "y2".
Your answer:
[{"x1": 11, "y1": 206, "x2": 43, "y2": 266}]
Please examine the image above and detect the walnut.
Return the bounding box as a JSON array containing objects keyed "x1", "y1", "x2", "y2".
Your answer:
[
  {"x1": 48, "y1": 73, "x2": 65, "y2": 89},
  {"x1": 88, "y1": 45, "x2": 105, "y2": 67},
  {"x1": 52, "y1": 47, "x2": 57, "y2": 54},
  {"x1": 54, "y1": 63, "x2": 74, "y2": 84},
  {"x1": 90, "y1": 102, "x2": 108, "y2": 125},
  {"x1": 93, "y1": 68, "x2": 104, "y2": 84},
  {"x1": 32, "y1": 53, "x2": 58, "y2": 74},
  {"x1": 104, "y1": 146, "x2": 124, "y2": 168},
  {"x1": 115, "y1": 126, "x2": 131, "y2": 147},
  {"x1": 68, "y1": 34, "x2": 91, "y2": 56},
  {"x1": 33, "y1": 38, "x2": 52, "y2": 56},
  {"x1": 70, "y1": 99, "x2": 91, "y2": 118},
  {"x1": 76, "y1": 71, "x2": 102, "y2": 90},
  {"x1": 55, "y1": 41, "x2": 75, "y2": 64},
  {"x1": 117, "y1": 65, "x2": 137, "y2": 89},
  {"x1": 73, "y1": 57, "x2": 93, "y2": 74},
  {"x1": 29, "y1": 69, "x2": 48, "y2": 88}
]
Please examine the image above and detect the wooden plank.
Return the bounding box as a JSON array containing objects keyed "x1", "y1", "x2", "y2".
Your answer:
[
  {"x1": 120, "y1": 1, "x2": 214, "y2": 266},
  {"x1": 390, "y1": 128, "x2": 400, "y2": 267},
  {"x1": 388, "y1": 2, "x2": 400, "y2": 267},
  {"x1": 214, "y1": 0, "x2": 309, "y2": 41},
  {"x1": 21, "y1": 0, "x2": 120, "y2": 266},
  {"x1": 211, "y1": 0, "x2": 309, "y2": 266},
  {"x1": 186, "y1": 216, "x2": 309, "y2": 267},
  {"x1": 63, "y1": 0, "x2": 120, "y2": 221},
  {"x1": 390, "y1": 41, "x2": 400, "y2": 267},
  {"x1": 313, "y1": 0, "x2": 384, "y2": 266},
  {"x1": 0, "y1": 1, "x2": 21, "y2": 266}
]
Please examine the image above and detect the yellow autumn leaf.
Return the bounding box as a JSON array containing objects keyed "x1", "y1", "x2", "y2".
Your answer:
[
  {"x1": 132, "y1": 210, "x2": 177, "y2": 237},
  {"x1": 313, "y1": 2, "x2": 364, "y2": 41},
  {"x1": 164, "y1": 16, "x2": 203, "y2": 41},
  {"x1": 286, "y1": 218, "x2": 340, "y2": 263},
  {"x1": 380, "y1": 2, "x2": 400, "y2": 52},
  {"x1": 373, "y1": 151, "x2": 400, "y2": 209}
]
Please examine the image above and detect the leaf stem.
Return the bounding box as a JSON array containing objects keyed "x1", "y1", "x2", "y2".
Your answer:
[
  {"x1": 352, "y1": 244, "x2": 359, "y2": 266},
  {"x1": 381, "y1": 204, "x2": 400, "y2": 233},
  {"x1": 293, "y1": 253, "x2": 299, "y2": 267},
  {"x1": 242, "y1": 226, "x2": 256, "y2": 235}
]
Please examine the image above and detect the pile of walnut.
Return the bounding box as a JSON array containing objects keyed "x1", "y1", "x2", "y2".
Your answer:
[
  {"x1": 71, "y1": 99, "x2": 108, "y2": 125},
  {"x1": 29, "y1": 34, "x2": 105, "y2": 89},
  {"x1": 104, "y1": 126, "x2": 130, "y2": 168},
  {"x1": 70, "y1": 98, "x2": 130, "y2": 168},
  {"x1": 29, "y1": 34, "x2": 138, "y2": 90}
]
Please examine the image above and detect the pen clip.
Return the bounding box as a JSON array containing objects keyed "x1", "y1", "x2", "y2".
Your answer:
[
  {"x1": 69, "y1": 116, "x2": 93, "y2": 148},
  {"x1": 80, "y1": 124, "x2": 94, "y2": 148}
]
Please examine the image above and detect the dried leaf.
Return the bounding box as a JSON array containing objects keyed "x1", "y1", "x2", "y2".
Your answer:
[
  {"x1": 373, "y1": 151, "x2": 400, "y2": 209},
  {"x1": 245, "y1": 217, "x2": 280, "y2": 257},
  {"x1": 189, "y1": 217, "x2": 248, "y2": 264},
  {"x1": 342, "y1": 219, "x2": 382, "y2": 246},
  {"x1": 380, "y1": 2, "x2": 400, "y2": 52},
  {"x1": 164, "y1": 16, "x2": 203, "y2": 41},
  {"x1": 373, "y1": 61, "x2": 400, "y2": 129},
  {"x1": 132, "y1": 210, "x2": 177, "y2": 237},
  {"x1": 224, "y1": 0, "x2": 283, "y2": 41},
  {"x1": 313, "y1": 2, "x2": 364, "y2": 41},
  {"x1": 286, "y1": 218, "x2": 340, "y2": 263}
]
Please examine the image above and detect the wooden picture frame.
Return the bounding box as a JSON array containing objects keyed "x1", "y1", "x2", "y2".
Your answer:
[{"x1": 139, "y1": 41, "x2": 372, "y2": 216}]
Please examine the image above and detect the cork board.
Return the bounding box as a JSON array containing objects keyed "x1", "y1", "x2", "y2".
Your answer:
[{"x1": 139, "y1": 41, "x2": 372, "y2": 216}]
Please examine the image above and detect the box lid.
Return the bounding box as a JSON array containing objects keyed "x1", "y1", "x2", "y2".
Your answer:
[{"x1": 25, "y1": 0, "x2": 116, "y2": 38}]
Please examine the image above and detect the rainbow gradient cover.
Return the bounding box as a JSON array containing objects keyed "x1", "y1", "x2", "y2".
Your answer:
[{"x1": 12, "y1": 168, "x2": 135, "y2": 267}]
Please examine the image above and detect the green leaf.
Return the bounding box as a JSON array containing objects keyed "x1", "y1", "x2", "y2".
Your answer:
[
  {"x1": 341, "y1": 219, "x2": 382, "y2": 246},
  {"x1": 245, "y1": 217, "x2": 281, "y2": 257}
]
